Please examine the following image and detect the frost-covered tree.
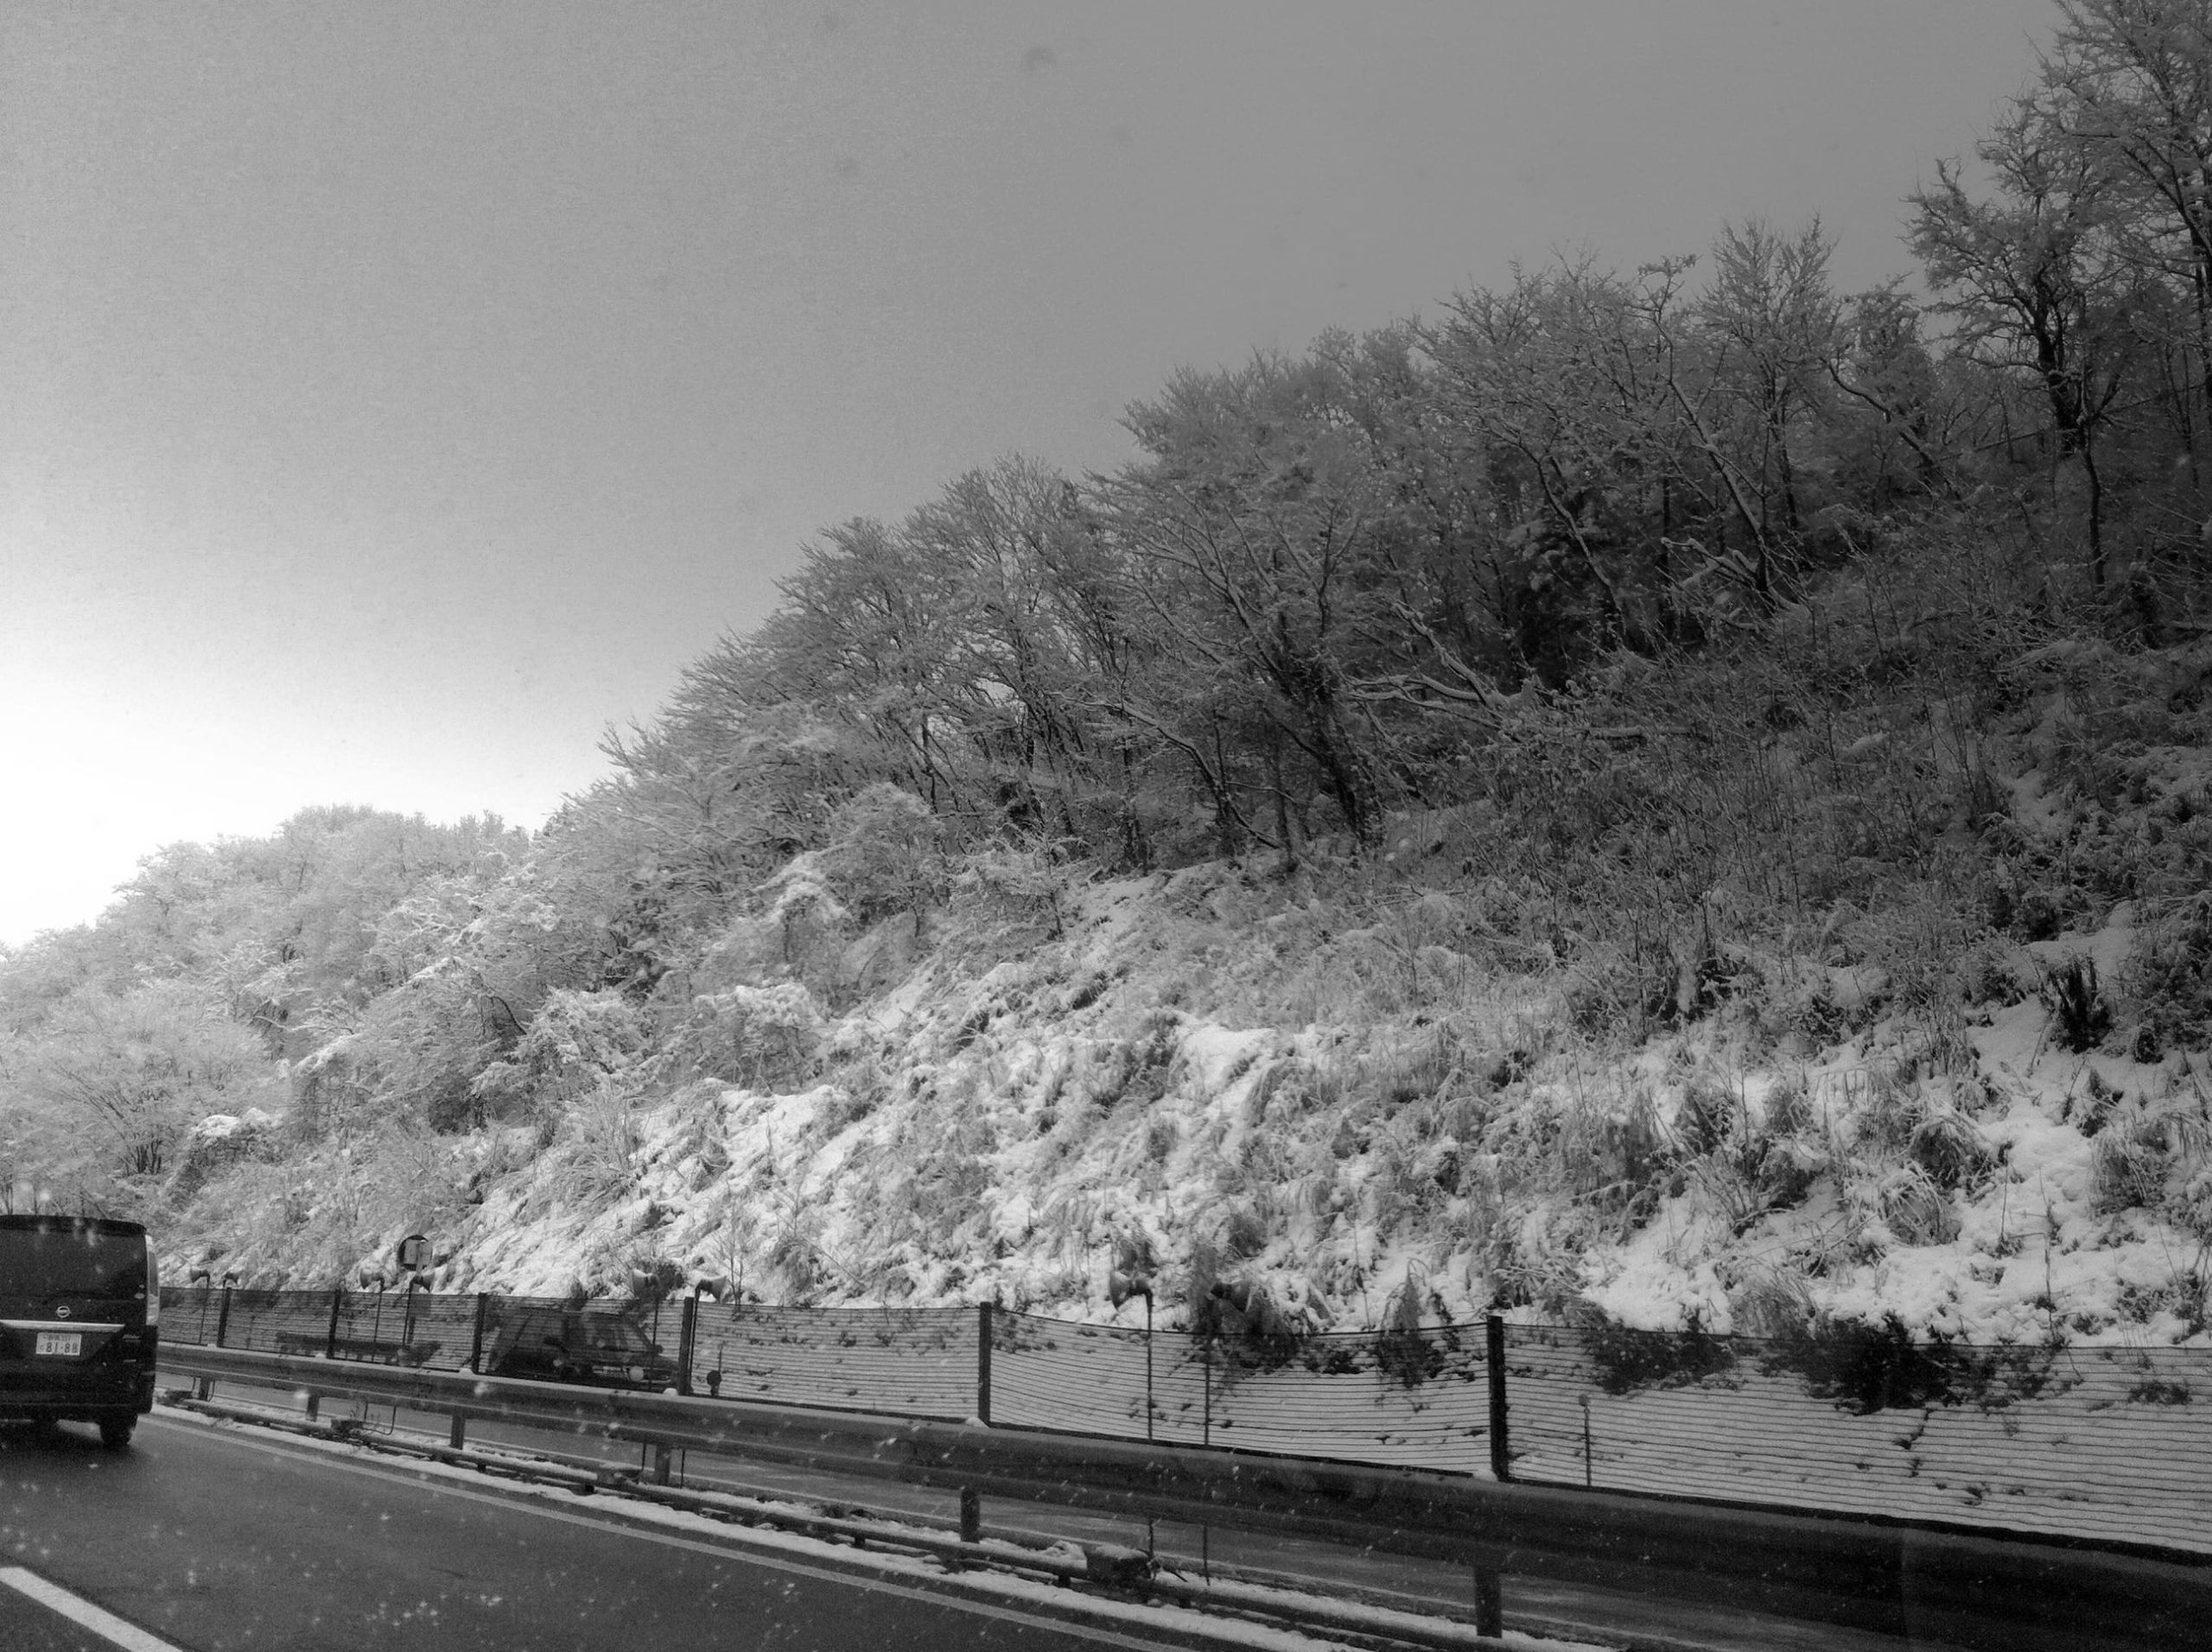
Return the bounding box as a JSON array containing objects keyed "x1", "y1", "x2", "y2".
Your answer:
[{"x1": 0, "y1": 980, "x2": 279, "y2": 1208}]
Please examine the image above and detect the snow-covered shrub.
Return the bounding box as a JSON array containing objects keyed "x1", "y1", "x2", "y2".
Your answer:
[
  {"x1": 672, "y1": 982, "x2": 824, "y2": 1090},
  {"x1": 1374, "y1": 1273, "x2": 1446, "y2": 1388},
  {"x1": 1246, "y1": 1056, "x2": 1341, "y2": 1124},
  {"x1": 822, "y1": 784, "x2": 944, "y2": 922},
  {"x1": 2042, "y1": 955, "x2": 2114, "y2": 1052},
  {"x1": 766, "y1": 1215, "x2": 823, "y2": 1303},
  {"x1": 904, "y1": 1144, "x2": 991, "y2": 1237},
  {"x1": 1194, "y1": 1271, "x2": 1310, "y2": 1369},
  {"x1": 2090, "y1": 1120, "x2": 2168, "y2": 1216},
  {"x1": 1671, "y1": 1077, "x2": 1736, "y2": 1160},
  {"x1": 542, "y1": 1079, "x2": 641, "y2": 1207},
  {"x1": 1368, "y1": 1021, "x2": 1461, "y2": 1107},
  {"x1": 1729, "y1": 1264, "x2": 1818, "y2": 1340},
  {"x1": 2121, "y1": 893, "x2": 2212, "y2": 1058},
  {"x1": 1085, "y1": 1010, "x2": 1180, "y2": 1112},
  {"x1": 1491, "y1": 1204, "x2": 1605, "y2": 1313},
  {"x1": 1909, "y1": 1104, "x2": 1994, "y2": 1192},
  {"x1": 1757, "y1": 1317, "x2": 2059, "y2": 1414},
  {"x1": 1877, "y1": 1161, "x2": 1960, "y2": 1247},
  {"x1": 469, "y1": 988, "x2": 647, "y2": 1119},
  {"x1": 701, "y1": 858, "x2": 860, "y2": 997},
  {"x1": 956, "y1": 842, "x2": 1073, "y2": 939},
  {"x1": 1581, "y1": 1314, "x2": 1738, "y2": 1395},
  {"x1": 1219, "y1": 1201, "x2": 1268, "y2": 1261}
]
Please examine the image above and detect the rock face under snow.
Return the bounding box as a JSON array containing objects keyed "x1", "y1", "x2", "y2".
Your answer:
[{"x1": 167, "y1": 1109, "x2": 282, "y2": 1200}]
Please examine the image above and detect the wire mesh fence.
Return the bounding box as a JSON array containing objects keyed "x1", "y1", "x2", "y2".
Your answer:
[
  {"x1": 1501, "y1": 1322, "x2": 2212, "y2": 1555},
  {"x1": 159, "y1": 1284, "x2": 2212, "y2": 1555},
  {"x1": 990, "y1": 1312, "x2": 1495, "y2": 1474},
  {"x1": 332, "y1": 1290, "x2": 475, "y2": 1370},
  {"x1": 194, "y1": 1288, "x2": 331, "y2": 1360},
  {"x1": 685, "y1": 1301, "x2": 975, "y2": 1419}
]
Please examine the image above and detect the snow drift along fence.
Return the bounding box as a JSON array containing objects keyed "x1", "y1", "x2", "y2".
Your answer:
[{"x1": 160, "y1": 1284, "x2": 2212, "y2": 1556}]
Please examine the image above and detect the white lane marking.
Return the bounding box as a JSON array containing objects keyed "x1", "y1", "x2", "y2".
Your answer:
[
  {"x1": 145, "y1": 1415, "x2": 1192, "y2": 1650},
  {"x1": 0, "y1": 1567, "x2": 186, "y2": 1652}
]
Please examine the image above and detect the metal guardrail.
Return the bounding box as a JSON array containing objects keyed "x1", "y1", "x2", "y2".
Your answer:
[{"x1": 158, "y1": 1341, "x2": 2211, "y2": 1652}]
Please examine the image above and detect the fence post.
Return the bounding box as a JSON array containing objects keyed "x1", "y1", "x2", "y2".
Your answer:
[
  {"x1": 976, "y1": 1301, "x2": 994, "y2": 1426},
  {"x1": 1202, "y1": 1335, "x2": 1212, "y2": 1449},
  {"x1": 677, "y1": 1294, "x2": 698, "y2": 1397},
  {"x1": 963, "y1": 1299, "x2": 995, "y2": 1555},
  {"x1": 325, "y1": 1287, "x2": 344, "y2": 1359},
  {"x1": 1144, "y1": 1294, "x2": 1154, "y2": 1442},
  {"x1": 214, "y1": 1285, "x2": 233, "y2": 1350},
  {"x1": 1486, "y1": 1313, "x2": 1510, "y2": 1483},
  {"x1": 469, "y1": 1293, "x2": 490, "y2": 1375}
]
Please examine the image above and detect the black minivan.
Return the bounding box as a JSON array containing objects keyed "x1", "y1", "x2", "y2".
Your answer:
[
  {"x1": 481, "y1": 1304, "x2": 677, "y2": 1390},
  {"x1": 0, "y1": 1216, "x2": 159, "y2": 1448}
]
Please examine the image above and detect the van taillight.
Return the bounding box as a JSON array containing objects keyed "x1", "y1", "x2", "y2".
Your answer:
[{"x1": 144, "y1": 1249, "x2": 160, "y2": 1328}]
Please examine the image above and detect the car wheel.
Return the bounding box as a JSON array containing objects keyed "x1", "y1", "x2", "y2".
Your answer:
[{"x1": 99, "y1": 1417, "x2": 135, "y2": 1451}]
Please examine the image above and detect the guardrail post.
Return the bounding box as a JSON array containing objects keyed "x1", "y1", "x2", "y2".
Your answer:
[
  {"x1": 214, "y1": 1285, "x2": 233, "y2": 1350},
  {"x1": 677, "y1": 1294, "x2": 698, "y2": 1397},
  {"x1": 326, "y1": 1287, "x2": 344, "y2": 1359},
  {"x1": 652, "y1": 1444, "x2": 674, "y2": 1486},
  {"x1": 192, "y1": 1279, "x2": 213, "y2": 1398},
  {"x1": 469, "y1": 1293, "x2": 489, "y2": 1374},
  {"x1": 448, "y1": 1411, "x2": 466, "y2": 1451},
  {"x1": 963, "y1": 1301, "x2": 995, "y2": 1561},
  {"x1": 1486, "y1": 1313, "x2": 1510, "y2": 1482},
  {"x1": 976, "y1": 1301, "x2": 993, "y2": 1426},
  {"x1": 1474, "y1": 1566, "x2": 1503, "y2": 1638}
]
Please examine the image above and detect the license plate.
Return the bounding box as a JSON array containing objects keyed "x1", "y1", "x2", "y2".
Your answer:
[{"x1": 34, "y1": 1332, "x2": 80, "y2": 1357}]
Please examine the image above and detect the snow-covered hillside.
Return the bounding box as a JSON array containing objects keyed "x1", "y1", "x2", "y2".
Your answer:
[{"x1": 167, "y1": 641, "x2": 2212, "y2": 1354}]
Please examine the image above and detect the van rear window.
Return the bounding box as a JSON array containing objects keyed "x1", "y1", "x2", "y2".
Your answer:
[{"x1": 0, "y1": 1229, "x2": 146, "y2": 1299}]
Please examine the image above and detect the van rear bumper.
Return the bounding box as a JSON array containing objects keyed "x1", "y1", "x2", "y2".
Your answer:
[{"x1": 0, "y1": 1367, "x2": 156, "y2": 1418}]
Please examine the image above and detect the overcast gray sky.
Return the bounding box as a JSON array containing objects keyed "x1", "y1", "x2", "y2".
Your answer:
[{"x1": 2, "y1": 1, "x2": 2048, "y2": 943}]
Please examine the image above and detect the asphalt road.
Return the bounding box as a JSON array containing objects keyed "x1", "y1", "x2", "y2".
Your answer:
[{"x1": 0, "y1": 1416, "x2": 1192, "y2": 1651}]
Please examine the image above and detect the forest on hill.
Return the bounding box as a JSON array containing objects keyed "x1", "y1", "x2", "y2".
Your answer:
[{"x1": 4, "y1": 0, "x2": 2211, "y2": 1345}]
